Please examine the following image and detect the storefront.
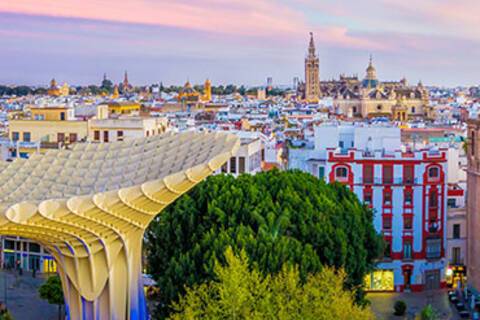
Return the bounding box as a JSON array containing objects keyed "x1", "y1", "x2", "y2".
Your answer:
[
  {"x1": 446, "y1": 265, "x2": 466, "y2": 288},
  {"x1": 364, "y1": 270, "x2": 394, "y2": 291}
]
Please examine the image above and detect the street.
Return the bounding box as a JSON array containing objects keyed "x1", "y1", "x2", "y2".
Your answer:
[
  {"x1": 368, "y1": 289, "x2": 462, "y2": 319},
  {"x1": 0, "y1": 270, "x2": 57, "y2": 320}
]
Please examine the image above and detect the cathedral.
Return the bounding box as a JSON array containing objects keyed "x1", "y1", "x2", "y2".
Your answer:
[{"x1": 300, "y1": 33, "x2": 433, "y2": 120}]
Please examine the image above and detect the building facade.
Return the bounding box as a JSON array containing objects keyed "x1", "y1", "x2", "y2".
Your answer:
[
  {"x1": 289, "y1": 125, "x2": 448, "y2": 292},
  {"x1": 0, "y1": 236, "x2": 56, "y2": 273},
  {"x1": 218, "y1": 131, "x2": 264, "y2": 176},
  {"x1": 467, "y1": 118, "x2": 480, "y2": 295},
  {"x1": 88, "y1": 117, "x2": 168, "y2": 143}
]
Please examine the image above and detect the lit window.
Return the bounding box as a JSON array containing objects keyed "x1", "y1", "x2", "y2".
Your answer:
[{"x1": 364, "y1": 270, "x2": 394, "y2": 291}]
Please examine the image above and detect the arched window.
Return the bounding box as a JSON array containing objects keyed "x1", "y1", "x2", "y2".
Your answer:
[
  {"x1": 377, "y1": 105, "x2": 383, "y2": 111},
  {"x1": 428, "y1": 167, "x2": 440, "y2": 180},
  {"x1": 335, "y1": 167, "x2": 348, "y2": 180}
]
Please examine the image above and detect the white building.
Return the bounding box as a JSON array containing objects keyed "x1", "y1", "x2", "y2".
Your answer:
[
  {"x1": 289, "y1": 124, "x2": 448, "y2": 292},
  {"x1": 88, "y1": 117, "x2": 168, "y2": 143},
  {"x1": 217, "y1": 131, "x2": 264, "y2": 176}
]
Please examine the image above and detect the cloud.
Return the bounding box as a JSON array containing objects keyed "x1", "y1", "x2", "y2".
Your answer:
[{"x1": 0, "y1": 0, "x2": 304, "y2": 37}]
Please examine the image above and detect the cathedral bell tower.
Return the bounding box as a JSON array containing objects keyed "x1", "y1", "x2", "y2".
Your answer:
[{"x1": 304, "y1": 32, "x2": 320, "y2": 103}]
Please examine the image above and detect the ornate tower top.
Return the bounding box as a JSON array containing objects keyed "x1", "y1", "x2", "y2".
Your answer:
[
  {"x1": 366, "y1": 54, "x2": 377, "y2": 80},
  {"x1": 123, "y1": 71, "x2": 129, "y2": 86},
  {"x1": 308, "y1": 32, "x2": 316, "y2": 57}
]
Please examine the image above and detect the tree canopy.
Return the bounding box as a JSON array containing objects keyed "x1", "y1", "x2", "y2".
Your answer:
[
  {"x1": 146, "y1": 170, "x2": 383, "y2": 318},
  {"x1": 39, "y1": 275, "x2": 65, "y2": 320},
  {"x1": 170, "y1": 247, "x2": 375, "y2": 320}
]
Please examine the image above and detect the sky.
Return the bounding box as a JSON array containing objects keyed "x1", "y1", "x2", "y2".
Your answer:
[{"x1": 0, "y1": 0, "x2": 479, "y2": 87}]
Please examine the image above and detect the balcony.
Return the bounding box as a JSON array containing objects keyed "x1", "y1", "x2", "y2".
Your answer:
[
  {"x1": 358, "y1": 177, "x2": 419, "y2": 185},
  {"x1": 449, "y1": 258, "x2": 465, "y2": 266}
]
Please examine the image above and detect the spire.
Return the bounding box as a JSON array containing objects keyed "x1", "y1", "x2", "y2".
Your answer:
[
  {"x1": 124, "y1": 71, "x2": 128, "y2": 84},
  {"x1": 308, "y1": 32, "x2": 316, "y2": 57},
  {"x1": 103, "y1": 73, "x2": 107, "y2": 81},
  {"x1": 366, "y1": 54, "x2": 377, "y2": 80}
]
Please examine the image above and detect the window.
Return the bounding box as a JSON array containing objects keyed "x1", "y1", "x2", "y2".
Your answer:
[
  {"x1": 69, "y1": 133, "x2": 77, "y2": 143},
  {"x1": 335, "y1": 167, "x2": 348, "y2": 180},
  {"x1": 472, "y1": 131, "x2": 476, "y2": 156},
  {"x1": 23, "y1": 132, "x2": 31, "y2": 142},
  {"x1": 428, "y1": 167, "x2": 440, "y2": 179},
  {"x1": 384, "y1": 191, "x2": 392, "y2": 205},
  {"x1": 94, "y1": 130, "x2": 100, "y2": 141},
  {"x1": 384, "y1": 240, "x2": 392, "y2": 259},
  {"x1": 117, "y1": 130, "x2": 124, "y2": 141},
  {"x1": 383, "y1": 216, "x2": 392, "y2": 230},
  {"x1": 404, "y1": 190, "x2": 413, "y2": 205},
  {"x1": 403, "y1": 240, "x2": 412, "y2": 259},
  {"x1": 4, "y1": 240, "x2": 14, "y2": 250},
  {"x1": 452, "y1": 247, "x2": 461, "y2": 265},
  {"x1": 411, "y1": 107, "x2": 416, "y2": 114},
  {"x1": 404, "y1": 216, "x2": 413, "y2": 230},
  {"x1": 364, "y1": 191, "x2": 372, "y2": 205},
  {"x1": 352, "y1": 106, "x2": 357, "y2": 114},
  {"x1": 29, "y1": 243, "x2": 40, "y2": 253},
  {"x1": 339, "y1": 141, "x2": 344, "y2": 149},
  {"x1": 60, "y1": 112, "x2": 66, "y2": 121},
  {"x1": 429, "y1": 192, "x2": 438, "y2": 209},
  {"x1": 404, "y1": 166, "x2": 414, "y2": 184},
  {"x1": 383, "y1": 166, "x2": 393, "y2": 184},
  {"x1": 377, "y1": 105, "x2": 383, "y2": 111},
  {"x1": 318, "y1": 167, "x2": 325, "y2": 179},
  {"x1": 447, "y1": 198, "x2": 456, "y2": 208},
  {"x1": 239, "y1": 157, "x2": 245, "y2": 174},
  {"x1": 221, "y1": 163, "x2": 227, "y2": 173},
  {"x1": 103, "y1": 131, "x2": 109, "y2": 142},
  {"x1": 426, "y1": 238, "x2": 442, "y2": 259},
  {"x1": 364, "y1": 270, "x2": 394, "y2": 291},
  {"x1": 12, "y1": 132, "x2": 19, "y2": 142},
  {"x1": 453, "y1": 224, "x2": 460, "y2": 239},
  {"x1": 57, "y1": 133, "x2": 65, "y2": 143},
  {"x1": 363, "y1": 165, "x2": 374, "y2": 184},
  {"x1": 230, "y1": 157, "x2": 236, "y2": 174}
]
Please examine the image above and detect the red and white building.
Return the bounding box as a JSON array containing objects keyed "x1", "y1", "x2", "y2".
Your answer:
[{"x1": 289, "y1": 124, "x2": 448, "y2": 292}]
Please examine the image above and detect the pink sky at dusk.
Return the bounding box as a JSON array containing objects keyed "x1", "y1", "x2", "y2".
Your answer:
[{"x1": 0, "y1": 0, "x2": 479, "y2": 86}]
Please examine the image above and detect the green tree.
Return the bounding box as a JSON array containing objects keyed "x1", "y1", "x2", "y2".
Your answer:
[
  {"x1": 39, "y1": 275, "x2": 65, "y2": 320},
  {"x1": 171, "y1": 247, "x2": 375, "y2": 320},
  {"x1": 146, "y1": 170, "x2": 383, "y2": 318},
  {"x1": 419, "y1": 304, "x2": 437, "y2": 320}
]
